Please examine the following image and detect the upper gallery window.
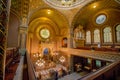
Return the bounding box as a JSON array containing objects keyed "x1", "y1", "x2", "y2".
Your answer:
[
  {"x1": 94, "y1": 29, "x2": 100, "y2": 43},
  {"x1": 40, "y1": 28, "x2": 50, "y2": 39},
  {"x1": 86, "y1": 31, "x2": 91, "y2": 43},
  {"x1": 103, "y1": 27, "x2": 112, "y2": 43},
  {"x1": 116, "y1": 24, "x2": 120, "y2": 43},
  {"x1": 96, "y1": 14, "x2": 106, "y2": 25}
]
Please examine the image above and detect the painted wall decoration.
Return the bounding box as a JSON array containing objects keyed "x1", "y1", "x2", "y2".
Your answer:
[{"x1": 0, "y1": 0, "x2": 8, "y2": 79}]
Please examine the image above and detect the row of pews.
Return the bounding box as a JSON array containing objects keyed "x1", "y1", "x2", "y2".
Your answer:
[{"x1": 5, "y1": 47, "x2": 20, "y2": 80}]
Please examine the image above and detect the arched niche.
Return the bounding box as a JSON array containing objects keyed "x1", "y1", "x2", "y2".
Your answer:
[
  {"x1": 62, "y1": 37, "x2": 68, "y2": 48},
  {"x1": 7, "y1": 12, "x2": 20, "y2": 47}
]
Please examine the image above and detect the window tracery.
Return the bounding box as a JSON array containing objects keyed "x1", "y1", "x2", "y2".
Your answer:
[
  {"x1": 86, "y1": 31, "x2": 91, "y2": 43},
  {"x1": 94, "y1": 29, "x2": 100, "y2": 43},
  {"x1": 103, "y1": 27, "x2": 112, "y2": 43},
  {"x1": 116, "y1": 24, "x2": 120, "y2": 43}
]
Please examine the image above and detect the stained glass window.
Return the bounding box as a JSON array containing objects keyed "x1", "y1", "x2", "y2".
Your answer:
[
  {"x1": 40, "y1": 28, "x2": 50, "y2": 39},
  {"x1": 86, "y1": 31, "x2": 91, "y2": 43},
  {"x1": 96, "y1": 14, "x2": 106, "y2": 24},
  {"x1": 94, "y1": 29, "x2": 100, "y2": 43},
  {"x1": 116, "y1": 25, "x2": 120, "y2": 43},
  {"x1": 103, "y1": 27, "x2": 112, "y2": 43}
]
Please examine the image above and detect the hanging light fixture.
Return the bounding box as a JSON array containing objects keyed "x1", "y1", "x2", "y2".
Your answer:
[
  {"x1": 36, "y1": 58, "x2": 45, "y2": 67},
  {"x1": 59, "y1": 56, "x2": 66, "y2": 63}
]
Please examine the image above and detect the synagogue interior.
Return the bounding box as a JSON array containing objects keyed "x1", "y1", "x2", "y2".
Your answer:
[{"x1": 0, "y1": 0, "x2": 120, "y2": 80}]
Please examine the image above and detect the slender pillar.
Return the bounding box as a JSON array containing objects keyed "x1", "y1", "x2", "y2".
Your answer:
[
  {"x1": 70, "y1": 55, "x2": 74, "y2": 72},
  {"x1": 68, "y1": 27, "x2": 74, "y2": 48},
  {"x1": 19, "y1": 27, "x2": 27, "y2": 49},
  {"x1": 0, "y1": 0, "x2": 11, "y2": 80}
]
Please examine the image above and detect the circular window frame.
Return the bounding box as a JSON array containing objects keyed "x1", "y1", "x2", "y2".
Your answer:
[
  {"x1": 95, "y1": 14, "x2": 107, "y2": 25},
  {"x1": 39, "y1": 28, "x2": 50, "y2": 39}
]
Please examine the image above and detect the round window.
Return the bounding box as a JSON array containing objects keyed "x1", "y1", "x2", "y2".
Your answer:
[
  {"x1": 96, "y1": 14, "x2": 106, "y2": 24},
  {"x1": 40, "y1": 29, "x2": 50, "y2": 39}
]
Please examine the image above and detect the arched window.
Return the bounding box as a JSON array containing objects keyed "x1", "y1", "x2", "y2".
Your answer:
[
  {"x1": 103, "y1": 27, "x2": 112, "y2": 43},
  {"x1": 86, "y1": 31, "x2": 91, "y2": 43},
  {"x1": 94, "y1": 29, "x2": 100, "y2": 43},
  {"x1": 116, "y1": 25, "x2": 120, "y2": 43}
]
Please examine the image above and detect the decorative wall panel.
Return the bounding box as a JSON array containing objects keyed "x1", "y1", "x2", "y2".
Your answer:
[{"x1": 0, "y1": 0, "x2": 8, "y2": 79}]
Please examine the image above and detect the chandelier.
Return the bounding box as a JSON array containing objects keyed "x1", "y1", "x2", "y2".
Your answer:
[
  {"x1": 35, "y1": 58, "x2": 45, "y2": 67},
  {"x1": 59, "y1": 56, "x2": 66, "y2": 63}
]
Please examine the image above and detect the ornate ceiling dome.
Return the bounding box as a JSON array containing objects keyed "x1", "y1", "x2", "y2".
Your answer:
[{"x1": 43, "y1": 0, "x2": 86, "y2": 9}]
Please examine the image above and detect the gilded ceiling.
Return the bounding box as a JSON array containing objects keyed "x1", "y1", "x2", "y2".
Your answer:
[
  {"x1": 28, "y1": 8, "x2": 69, "y2": 36},
  {"x1": 11, "y1": 0, "x2": 29, "y2": 20},
  {"x1": 73, "y1": 0, "x2": 120, "y2": 28},
  {"x1": 43, "y1": 0, "x2": 87, "y2": 9},
  {"x1": 10, "y1": 0, "x2": 120, "y2": 35}
]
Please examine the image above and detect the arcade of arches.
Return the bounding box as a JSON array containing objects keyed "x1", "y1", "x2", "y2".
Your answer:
[{"x1": 1, "y1": 0, "x2": 120, "y2": 80}]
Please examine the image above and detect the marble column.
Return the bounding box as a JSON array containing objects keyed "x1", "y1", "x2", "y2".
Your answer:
[{"x1": 0, "y1": 0, "x2": 11, "y2": 79}]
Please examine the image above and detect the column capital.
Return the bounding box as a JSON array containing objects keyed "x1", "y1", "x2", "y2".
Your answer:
[{"x1": 19, "y1": 26, "x2": 27, "y2": 34}]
